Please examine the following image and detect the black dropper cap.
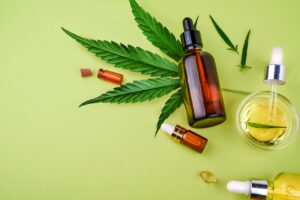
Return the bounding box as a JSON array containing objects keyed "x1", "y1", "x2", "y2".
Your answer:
[{"x1": 180, "y1": 17, "x2": 203, "y2": 50}]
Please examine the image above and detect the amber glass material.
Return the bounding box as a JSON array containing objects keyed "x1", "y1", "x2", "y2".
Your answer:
[
  {"x1": 97, "y1": 69, "x2": 123, "y2": 85},
  {"x1": 178, "y1": 47, "x2": 226, "y2": 128},
  {"x1": 173, "y1": 125, "x2": 208, "y2": 153}
]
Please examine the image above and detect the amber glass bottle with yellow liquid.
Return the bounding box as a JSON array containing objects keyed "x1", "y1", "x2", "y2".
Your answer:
[
  {"x1": 227, "y1": 172, "x2": 300, "y2": 200},
  {"x1": 237, "y1": 48, "x2": 298, "y2": 150}
]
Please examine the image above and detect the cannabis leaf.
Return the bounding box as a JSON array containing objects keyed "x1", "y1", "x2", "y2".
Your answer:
[
  {"x1": 239, "y1": 30, "x2": 251, "y2": 71},
  {"x1": 209, "y1": 15, "x2": 239, "y2": 54},
  {"x1": 129, "y1": 0, "x2": 184, "y2": 61},
  {"x1": 63, "y1": 0, "x2": 254, "y2": 136},
  {"x1": 156, "y1": 89, "x2": 183, "y2": 136},
  {"x1": 62, "y1": 28, "x2": 178, "y2": 77},
  {"x1": 246, "y1": 121, "x2": 287, "y2": 129},
  {"x1": 79, "y1": 78, "x2": 180, "y2": 107},
  {"x1": 154, "y1": 87, "x2": 250, "y2": 136}
]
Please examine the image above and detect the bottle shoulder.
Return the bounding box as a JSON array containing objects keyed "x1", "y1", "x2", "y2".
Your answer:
[
  {"x1": 179, "y1": 50, "x2": 215, "y2": 63},
  {"x1": 201, "y1": 51, "x2": 215, "y2": 60}
]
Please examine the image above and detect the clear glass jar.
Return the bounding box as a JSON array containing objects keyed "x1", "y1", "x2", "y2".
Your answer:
[{"x1": 236, "y1": 91, "x2": 298, "y2": 150}]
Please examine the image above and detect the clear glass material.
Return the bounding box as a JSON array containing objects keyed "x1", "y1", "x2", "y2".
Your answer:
[
  {"x1": 236, "y1": 91, "x2": 298, "y2": 150},
  {"x1": 268, "y1": 173, "x2": 300, "y2": 200}
]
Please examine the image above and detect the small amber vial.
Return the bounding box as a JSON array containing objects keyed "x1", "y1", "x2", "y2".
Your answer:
[
  {"x1": 97, "y1": 68, "x2": 123, "y2": 84},
  {"x1": 160, "y1": 123, "x2": 208, "y2": 153}
]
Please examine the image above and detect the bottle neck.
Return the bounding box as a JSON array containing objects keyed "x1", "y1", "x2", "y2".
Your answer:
[
  {"x1": 249, "y1": 180, "x2": 269, "y2": 200},
  {"x1": 185, "y1": 45, "x2": 202, "y2": 52},
  {"x1": 171, "y1": 125, "x2": 187, "y2": 140},
  {"x1": 266, "y1": 181, "x2": 274, "y2": 200}
]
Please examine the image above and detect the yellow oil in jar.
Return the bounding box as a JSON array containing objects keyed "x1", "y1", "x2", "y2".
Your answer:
[{"x1": 243, "y1": 100, "x2": 288, "y2": 143}]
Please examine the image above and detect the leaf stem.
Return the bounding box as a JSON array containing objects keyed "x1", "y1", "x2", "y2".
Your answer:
[{"x1": 222, "y1": 88, "x2": 250, "y2": 95}]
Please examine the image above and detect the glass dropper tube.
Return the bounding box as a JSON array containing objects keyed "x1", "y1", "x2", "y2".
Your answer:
[
  {"x1": 265, "y1": 48, "x2": 285, "y2": 121},
  {"x1": 269, "y1": 82, "x2": 278, "y2": 121}
]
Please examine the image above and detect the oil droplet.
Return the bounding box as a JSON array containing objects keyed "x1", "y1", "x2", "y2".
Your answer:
[
  {"x1": 200, "y1": 171, "x2": 217, "y2": 183},
  {"x1": 287, "y1": 185, "x2": 296, "y2": 194}
]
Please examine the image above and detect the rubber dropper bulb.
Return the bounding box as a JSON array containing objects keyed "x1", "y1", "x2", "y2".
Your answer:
[
  {"x1": 270, "y1": 47, "x2": 283, "y2": 65},
  {"x1": 160, "y1": 123, "x2": 175, "y2": 136},
  {"x1": 227, "y1": 181, "x2": 251, "y2": 196},
  {"x1": 180, "y1": 17, "x2": 203, "y2": 49},
  {"x1": 183, "y1": 17, "x2": 194, "y2": 31}
]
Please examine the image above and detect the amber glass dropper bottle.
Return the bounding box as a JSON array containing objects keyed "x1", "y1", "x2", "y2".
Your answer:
[
  {"x1": 160, "y1": 123, "x2": 208, "y2": 153},
  {"x1": 178, "y1": 17, "x2": 226, "y2": 128}
]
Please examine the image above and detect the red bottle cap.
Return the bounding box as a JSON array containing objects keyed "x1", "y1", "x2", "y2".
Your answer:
[{"x1": 97, "y1": 69, "x2": 123, "y2": 85}]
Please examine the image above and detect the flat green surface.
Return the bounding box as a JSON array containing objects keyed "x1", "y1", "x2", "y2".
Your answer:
[{"x1": 1, "y1": 0, "x2": 300, "y2": 199}]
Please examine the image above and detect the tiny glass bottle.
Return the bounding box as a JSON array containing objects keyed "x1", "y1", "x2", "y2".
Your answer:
[
  {"x1": 227, "y1": 172, "x2": 300, "y2": 200},
  {"x1": 160, "y1": 123, "x2": 208, "y2": 153},
  {"x1": 178, "y1": 17, "x2": 226, "y2": 128},
  {"x1": 97, "y1": 68, "x2": 124, "y2": 85}
]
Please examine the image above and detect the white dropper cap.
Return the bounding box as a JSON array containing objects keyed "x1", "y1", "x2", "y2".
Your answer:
[
  {"x1": 269, "y1": 47, "x2": 283, "y2": 65},
  {"x1": 160, "y1": 123, "x2": 175, "y2": 135},
  {"x1": 227, "y1": 180, "x2": 269, "y2": 200},
  {"x1": 264, "y1": 47, "x2": 285, "y2": 85},
  {"x1": 227, "y1": 181, "x2": 251, "y2": 196}
]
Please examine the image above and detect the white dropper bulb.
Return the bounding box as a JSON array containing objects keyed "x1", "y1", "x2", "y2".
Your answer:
[
  {"x1": 270, "y1": 47, "x2": 283, "y2": 65},
  {"x1": 160, "y1": 123, "x2": 175, "y2": 135},
  {"x1": 227, "y1": 181, "x2": 251, "y2": 196}
]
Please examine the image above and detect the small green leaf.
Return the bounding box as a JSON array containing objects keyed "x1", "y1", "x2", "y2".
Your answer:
[
  {"x1": 62, "y1": 27, "x2": 178, "y2": 77},
  {"x1": 155, "y1": 89, "x2": 183, "y2": 136},
  {"x1": 246, "y1": 121, "x2": 287, "y2": 129},
  {"x1": 194, "y1": 16, "x2": 199, "y2": 28},
  {"x1": 79, "y1": 78, "x2": 180, "y2": 107},
  {"x1": 129, "y1": 0, "x2": 184, "y2": 61},
  {"x1": 240, "y1": 30, "x2": 251, "y2": 70},
  {"x1": 209, "y1": 15, "x2": 239, "y2": 54}
]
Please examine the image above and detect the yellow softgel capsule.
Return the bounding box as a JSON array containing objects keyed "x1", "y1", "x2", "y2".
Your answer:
[{"x1": 200, "y1": 171, "x2": 217, "y2": 183}]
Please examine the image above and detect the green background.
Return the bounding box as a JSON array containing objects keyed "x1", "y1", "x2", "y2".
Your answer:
[{"x1": 1, "y1": 0, "x2": 300, "y2": 199}]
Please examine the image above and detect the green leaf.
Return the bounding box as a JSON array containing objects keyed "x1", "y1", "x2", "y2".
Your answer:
[
  {"x1": 239, "y1": 30, "x2": 251, "y2": 70},
  {"x1": 129, "y1": 0, "x2": 184, "y2": 61},
  {"x1": 222, "y1": 88, "x2": 250, "y2": 95},
  {"x1": 62, "y1": 27, "x2": 178, "y2": 77},
  {"x1": 155, "y1": 89, "x2": 183, "y2": 136},
  {"x1": 246, "y1": 121, "x2": 287, "y2": 129},
  {"x1": 194, "y1": 16, "x2": 199, "y2": 28},
  {"x1": 209, "y1": 15, "x2": 239, "y2": 54},
  {"x1": 80, "y1": 78, "x2": 180, "y2": 107}
]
